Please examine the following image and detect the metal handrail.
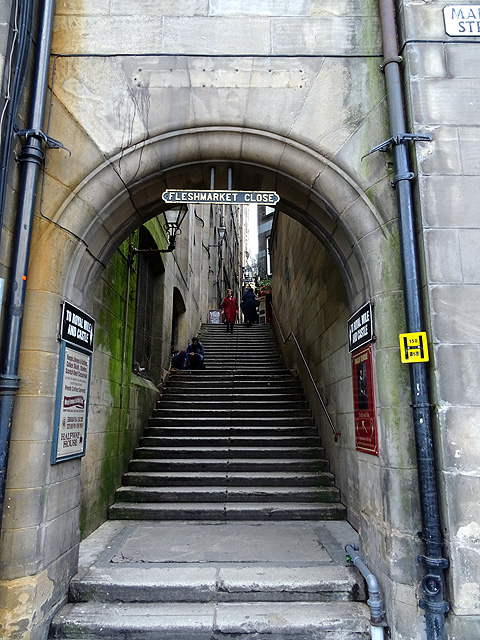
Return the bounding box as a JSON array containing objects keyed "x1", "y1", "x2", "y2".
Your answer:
[{"x1": 271, "y1": 305, "x2": 340, "y2": 442}]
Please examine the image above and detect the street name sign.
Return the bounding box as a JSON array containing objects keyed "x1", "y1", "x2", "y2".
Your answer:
[
  {"x1": 162, "y1": 189, "x2": 280, "y2": 205},
  {"x1": 399, "y1": 331, "x2": 429, "y2": 363},
  {"x1": 444, "y1": 5, "x2": 480, "y2": 35}
]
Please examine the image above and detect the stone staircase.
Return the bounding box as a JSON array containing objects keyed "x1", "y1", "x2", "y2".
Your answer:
[{"x1": 50, "y1": 323, "x2": 370, "y2": 639}]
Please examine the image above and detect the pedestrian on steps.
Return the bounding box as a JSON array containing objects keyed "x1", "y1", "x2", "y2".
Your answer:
[
  {"x1": 241, "y1": 285, "x2": 258, "y2": 327},
  {"x1": 186, "y1": 337, "x2": 205, "y2": 369},
  {"x1": 221, "y1": 288, "x2": 239, "y2": 333}
]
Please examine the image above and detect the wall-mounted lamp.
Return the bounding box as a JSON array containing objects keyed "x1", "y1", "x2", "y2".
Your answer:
[
  {"x1": 161, "y1": 204, "x2": 188, "y2": 252},
  {"x1": 132, "y1": 204, "x2": 188, "y2": 256},
  {"x1": 209, "y1": 225, "x2": 226, "y2": 249}
]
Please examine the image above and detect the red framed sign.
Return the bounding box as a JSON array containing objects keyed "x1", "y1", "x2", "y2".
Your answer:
[{"x1": 351, "y1": 344, "x2": 379, "y2": 456}]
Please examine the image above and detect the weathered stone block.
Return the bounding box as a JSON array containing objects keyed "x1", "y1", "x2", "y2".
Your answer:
[
  {"x1": 46, "y1": 477, "x2": 81, "y2": 521},
  {"x1": 419, "y1": 175, "x2": 480, "y2": 228},
  {"x1": 43, "y1": 510, "x2": 80, "y2": 567},
  {"x1": 435, "y1": 343, "x2": 480, "y2": 406},
  {"x1": 458, "y1": 228, "x2": 480, "y2": 284},
  {"x1": 416, "y1": 126, "x2": 462, "y2": 176},
  {"x1": 438, "y1": 405, "x2": 480, "y2": 472},
  {"x1": 0, "y1": 526, "x2": 41, "y2": 578},
  {"x1": 411, "y1": 77, "x2": 480, "y2": 126},
  {"x1": 405, "y1": 42, "x2": 447, "y2": 79},
  {"x1": 431, "y1": 285, "x2": 480, "y2": 344},
  {"x1": 424, "y1": 228, "x2": 463, "y2": 284},
  {"x1": 1, "y1": 487, "x2": 45, "y2": 530}
]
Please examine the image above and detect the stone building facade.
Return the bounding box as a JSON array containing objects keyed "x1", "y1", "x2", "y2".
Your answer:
[{"x1": 0, "y1": 1, "x2": 479, "y2": 639}]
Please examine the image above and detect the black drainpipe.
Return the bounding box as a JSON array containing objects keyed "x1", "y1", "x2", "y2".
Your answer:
[
  {"x1": 0, "y1": 0, "x2": 56, "y2": 531},
  {"x1": 377, "y1": 1, "x2": 449, "y2": 638}
]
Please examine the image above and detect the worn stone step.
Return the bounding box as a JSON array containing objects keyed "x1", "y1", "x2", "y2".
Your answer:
[
  {"x1": 156, "y1": 401, "x2": 308, "y2": 410},
  {"x1": 171, "y1": 367, "x2": 292, "y2": 375},
  {"x1": 143, "y1": 426, "x2": 318, "y2": 438},
  {"x1": 133, "y1": 446, "x2": 325, "y2": 460},
  {"x1": 139, "y1": 436, "x2": 320, "y2": 448},
  {"x1": 68, "y1": 564, "x2": 364, "y2": 604},
  {"x1": 122, "y1": 470, "x2": 336, "y2": 488},
  {"x1": 108, "y1": 501, "x2": 347, "y2": 521},
  {"x1": 128, "y1": 458, "x2": 330, "y2": 473},
  {"x1": 164, "y1": 387, "x2": 303, "y2": 396},
  {"x1": 147, "y1": 416, "x2": 315, "y2": 427},
  {"x1": 114, "y1": 486, "x2": 341, "y2": 504},
  {"x1": 152, "y1": 408, "x2": 312, "y2": 418},
  {"x1": 160, "y1": 392, "x2": 306, "y2": 402}
]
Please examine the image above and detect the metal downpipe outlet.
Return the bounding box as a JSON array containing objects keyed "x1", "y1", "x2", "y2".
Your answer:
[
  {"x1": 378, "y1": 1, "x2": 449, "y2": 638},
  {"x1": 345, "y1": 544, "x2": 386, "y2": 639}
]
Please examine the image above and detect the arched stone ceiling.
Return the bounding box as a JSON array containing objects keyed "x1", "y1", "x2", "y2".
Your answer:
[{"x1": 57, "y1": 127, "x2": 389, "y2": 308}]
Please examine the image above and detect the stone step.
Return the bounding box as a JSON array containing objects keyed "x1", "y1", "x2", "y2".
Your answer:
[
  {"x1": 152, "y1": 408, "x2": 312, "y2": 418},
  {"x1": 139, "y1": 436, "x2": 320, "y2": 448},
  {"x1": 128, "y1": 458, "x2": 330, "y2": 473},
  {"x1": 160, "y1": 392, "x2": 306, "y2": 401},
  {"x1": 147, "y1": 416, "x2": 315, "y2": 427},
  {"x1": 68, "y1": 564, "x2": 364, "y2": 604},
  {"x1": 108, "y1": 501, "x2": 347, "y2": 521},
  {"x1": 157, "y1": 400, "x2": 308, "y2": 409},
  {"x1": 114, "y1": 486, "x2": 341, "y2": 504},
  {"x1": 122, "y1": 470, "x2": 336, "y2": 488},
  {"x1": 133, "y1": 446, "x2": 325, "y2": 460},
  {"x1": 167, "y1": 373, "x2": 299, "y2": 381},
  {"x1": 143, "y1": 426, "x2": 318, "y2": 438},
  {"x1": 164, "y1": 382, "x2": 303, "y2": 393}
]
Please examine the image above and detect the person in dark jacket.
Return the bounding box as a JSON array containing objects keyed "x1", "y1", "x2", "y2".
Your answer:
[
  {"x1": 221, "y1": 288, "x2": 239, "y2": 333},
  {"x1": 241, "y1": 286, "x2": 258, "y2": 327},
  {"x1": 186, "y1": 337, "x2": 205, "y2": 369}
]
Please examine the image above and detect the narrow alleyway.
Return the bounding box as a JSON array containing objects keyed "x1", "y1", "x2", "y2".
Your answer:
[{"x1": 50, "y1": 324, "x2": 370, "y2": 638}]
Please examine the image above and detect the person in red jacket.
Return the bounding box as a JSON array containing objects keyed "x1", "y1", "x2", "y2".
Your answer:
[{"x1": 221, "y1": 288, "x2": 239, "y2": 333}]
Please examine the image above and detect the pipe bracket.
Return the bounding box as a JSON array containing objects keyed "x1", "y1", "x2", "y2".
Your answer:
[
  {"x1": 15, "y1": 127, "x2": 72, "y2": 156},
  {"x1": 361, "y1": 133, "x2": 433, "y2": 161},
  {"x1": 418, "y1": 555, "x2": 449, "y2": 570},
  {"x1": 391, "y1": 171, "x2": 414, "y2": 187},
  {"x1": 380, "y1": 55, "x2": 403, "y2": 71}
]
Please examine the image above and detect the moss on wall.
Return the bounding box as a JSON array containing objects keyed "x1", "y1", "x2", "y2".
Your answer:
[{"x1": 79, "y1": 235, "x2": 158, "y2": 538}]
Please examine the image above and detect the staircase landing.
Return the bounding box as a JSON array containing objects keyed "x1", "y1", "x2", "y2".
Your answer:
[{"x1": 52, "y1": 518, "x2": 369, "y2": 639}]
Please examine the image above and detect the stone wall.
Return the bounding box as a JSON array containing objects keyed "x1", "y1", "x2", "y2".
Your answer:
[
  {"x1": 271, "y1": 211, "x2": 423, "y2": 638},
  {"x1": 398, "y1": 2, "x2": 480, "y2": 636}
]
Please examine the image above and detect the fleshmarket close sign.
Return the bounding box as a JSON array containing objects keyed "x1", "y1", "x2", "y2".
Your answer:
[{"x1": 444, "y1": 5, "x2": 480, "y2": 35}]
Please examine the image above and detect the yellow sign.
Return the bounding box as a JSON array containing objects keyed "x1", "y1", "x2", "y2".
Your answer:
[{"x1": 399, "y1": 332, "x2": 429, "y2": 363}]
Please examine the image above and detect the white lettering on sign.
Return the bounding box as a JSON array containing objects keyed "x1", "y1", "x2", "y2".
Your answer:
[
  {"x1": 162, "y1": 190, "x2": 280, "y2": 205},
  {"x1": 347, "y1": 303, "x2": 373, "y2": 352},
  {"x1": 444, "y1": 5, "x2": 480, "y2": 36}
]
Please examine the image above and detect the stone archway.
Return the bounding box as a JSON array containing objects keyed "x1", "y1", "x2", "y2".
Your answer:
[{"x1": 49, "y1": 127, "x2": 391, "y2": 314}]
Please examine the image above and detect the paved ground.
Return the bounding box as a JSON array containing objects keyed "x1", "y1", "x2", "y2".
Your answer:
[{"x1": 74, "y1": 519, "x2": 360, "y2": 593}]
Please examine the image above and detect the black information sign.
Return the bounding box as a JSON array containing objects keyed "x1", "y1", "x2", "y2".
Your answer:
[
  {"x1": 348, "y1": 302, "x2": 374, "y2": 353},
  {"x1": 61, "y1": 301, "x2": 95, "y2": 353}
]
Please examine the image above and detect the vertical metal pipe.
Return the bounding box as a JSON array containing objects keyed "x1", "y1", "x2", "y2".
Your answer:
[
  {"x1": 378, "y1": 1, "x2": 449, "y2": 637},
  {"x1": 0, "y1": 0, "x2": 56, "y2": 530}
]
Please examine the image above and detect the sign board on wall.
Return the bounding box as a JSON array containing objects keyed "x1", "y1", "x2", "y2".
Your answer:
[
  {"x1": 52, "y1": 302, "x2": 94, "y2": 464},
  {"x1": 51, "y1": 343, "x2": 92, "y2": 463},
  {"x1": 60, "y1": 301, "x2": 94, "y2": 352},
  {"x1": 444, "y1": 5, "x2": 480, "y2": 35},
  {"x1": 347, "y1": 302, "x2": 373, "y2": 352},
  {"x1": 351, "y1": 344, "x2": 379, "y2": 456},
  {"x1": 209, "y1": 309, "x2": 222, "y2": 324},
  {"x1": 162, "y1": 190, "x2": 280, "y2": 205}
]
